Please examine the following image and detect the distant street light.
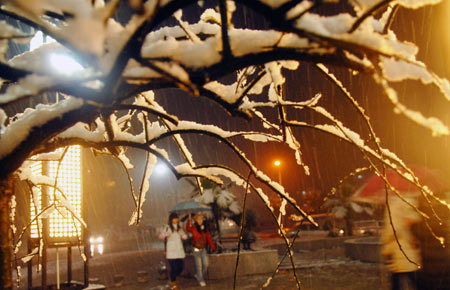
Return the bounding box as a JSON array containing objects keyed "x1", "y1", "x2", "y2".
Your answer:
[
  {"x1": 153, "y1": 161, "x2": 178, "y2": 203},
  {"x1": 154, "y1": 162, "x2": 168, "y2": 175},
  {"x1": 90, "y1": 236, "x2": 104, "y2": 256},
  {"x1": 274, "y1": 160, "x2": 282, "y2": 184},
  {"x1": 274, "y1": 159, "x2": 284, "y2": 225}
]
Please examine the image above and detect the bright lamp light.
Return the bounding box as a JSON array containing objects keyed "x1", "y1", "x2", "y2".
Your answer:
[
  {"x1": 29, "y1": 31, "x2": 84, "y2": 76},
  {"x1": 49, "y1": 53, "x2": 84, "y2": 75},
  {"x1": 154, "y1": 163, "x2": 168, "y2": 175}
]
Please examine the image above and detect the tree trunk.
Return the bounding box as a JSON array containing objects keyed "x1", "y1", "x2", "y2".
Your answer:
[{"x1": 0, "y1": 177, "x2": 14, "y2": 290}]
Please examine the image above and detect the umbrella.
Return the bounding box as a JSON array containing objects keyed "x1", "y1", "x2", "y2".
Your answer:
[
  {"x1": 352, "y1": 165, "x2": 448, "y2": 204},
  {"x1": 170, "y1": 201, "x2": 211, "y2": 214}
]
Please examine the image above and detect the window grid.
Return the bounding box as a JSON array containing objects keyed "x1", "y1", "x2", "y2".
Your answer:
[{"x1": 30, "y1": 146, "x2": 82, "y2": 239}]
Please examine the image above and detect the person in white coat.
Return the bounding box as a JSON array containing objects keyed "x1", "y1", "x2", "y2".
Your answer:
[
  {"x1": 381, "y1": 196, "x2": 422, "y2": 290},
  {"x1": 159, "y1": 212, "x2": 188, "y2": 290}
]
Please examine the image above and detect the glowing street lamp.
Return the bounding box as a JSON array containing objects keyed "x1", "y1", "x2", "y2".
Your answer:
[
  {"x1": 49, "y1": 53, "x2": 84, "y2": 76},
  {"x1": 153, "y1": 161, "x2": 179, "y2": 203},
  {"x1": 274, "y1": 159, "x2": 285, "y2": 225},
  {"x1": 274, "y1": 160, "x2": 282, "y2": 184},
  {"x1": 30, "y1": 30, "x2": 84, "y2": 76},
  {"x1": 154, "y1": 162, "x2": 169, "y2": 176}
]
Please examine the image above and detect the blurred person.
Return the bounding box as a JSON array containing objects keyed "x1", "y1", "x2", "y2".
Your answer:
[
  {"x1": 415, "y1": 191, "x2": 450, "y2": 290},
  {"x1": 159, "y1": 212, "x2": 188, "y2": 290},
  {"x1": 242, "y1": 227, "x2": 257, "y2": 250},
  {"x1": 381, "y1": 197, "x2": 422, "y2": 290},
  {"x1": 242, "y1": 210, "x2": 258, "y2": 250},
  {"x1": 186, "y1": 213, "x2": 216, "y2": 287}
]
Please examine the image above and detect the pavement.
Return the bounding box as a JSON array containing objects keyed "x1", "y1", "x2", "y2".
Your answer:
[{"x1": 14, "y1": 231, "x2": 389, "y2": 290}]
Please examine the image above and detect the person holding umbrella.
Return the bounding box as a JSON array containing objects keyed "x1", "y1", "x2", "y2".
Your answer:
[
  {"x1": 159, "y1": 212, "x2": 188, "y2": 290},
  {"x1": 186, "y1": 213, "x2": 216, "y2": 287}
]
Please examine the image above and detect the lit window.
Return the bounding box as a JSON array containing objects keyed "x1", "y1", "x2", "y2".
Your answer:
[{"x1": 30, "y1": 146, "x2": 82, "y2": 240}]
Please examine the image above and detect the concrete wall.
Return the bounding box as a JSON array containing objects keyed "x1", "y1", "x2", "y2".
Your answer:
[
  {"x1": 344, "y1": 237, "x2": 382, "y2": 263},
  {"x1": 185, "y1": 249, "x2": 278, "y2": 279},
  {"x1": 268, "y1": 236, "x2": 354, "y2": 255},
  {"x1": 267, "y1": 236, "x2": 382, "y2": 264}
]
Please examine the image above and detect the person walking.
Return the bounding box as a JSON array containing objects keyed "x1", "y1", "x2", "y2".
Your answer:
[
  {"x1": 381, "y1": 197, "x2": 422, "y2": 290},
  {"x1": 159, "y1": 212, "x2": 188, "y2": 290},
  {"x1": 415, "y1": 191, "x2": 450, "y2": 290},
  {"x1": 186, "y1": 213, "x2": 216, "y2": 287}
]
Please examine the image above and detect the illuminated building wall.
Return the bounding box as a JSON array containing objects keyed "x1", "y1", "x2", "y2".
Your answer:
[
  {"x1": 29, "y1": 161, "x2": 43, "y2": 238},
  {"x1": 30, "y1": 146, "x2": 83, "y2": 240}
]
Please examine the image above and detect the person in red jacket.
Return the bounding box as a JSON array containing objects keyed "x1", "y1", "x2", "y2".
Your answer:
[{"x1": 186, "y1": 213, "x2": 216, "y2": 287}]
